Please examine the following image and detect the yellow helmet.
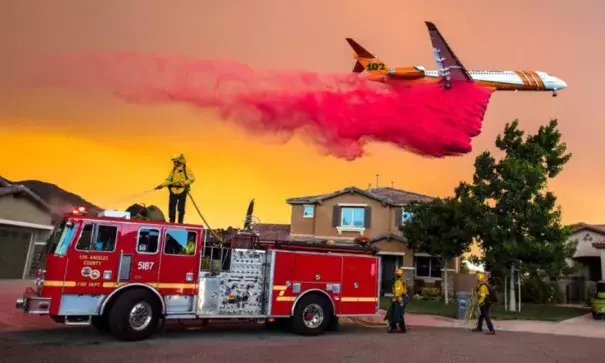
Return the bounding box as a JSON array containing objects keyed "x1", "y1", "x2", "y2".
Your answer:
[
  {"x1": 171, "y1": 153, "x2": 186, "y2": 164},
  {"x1": 476, "y1": 272, "x2": 486, "y2": 282},
  {"x1": 395, "y1": 268, "x2": 404, "y2": 277}
]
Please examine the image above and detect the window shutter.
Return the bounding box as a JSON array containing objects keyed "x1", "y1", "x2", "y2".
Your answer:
[
  {"x1": 332, "y1": 206, "x2": 341, "y2": 227},
  {"x1": 364, "y1": 206, "x2": 372, "y2": 228},
  {"x1": 395, "y1": 207, "x2": 403, "y2": 226}
]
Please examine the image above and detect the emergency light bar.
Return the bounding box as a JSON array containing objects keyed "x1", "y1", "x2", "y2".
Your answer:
[
  {"x1": 71, "y1": 206, "x2": 88, "y2": 215},
  {"x1": 98, "y1": 210, "x2": 131, "y2": 219}
]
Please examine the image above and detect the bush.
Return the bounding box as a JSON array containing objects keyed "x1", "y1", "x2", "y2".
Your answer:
[
  {"x1": 521, "y1": 275, "x2": 562, "y2": 304},
  {"x1": 421, "y1": 287, "x2": 441, "y2": 299}
]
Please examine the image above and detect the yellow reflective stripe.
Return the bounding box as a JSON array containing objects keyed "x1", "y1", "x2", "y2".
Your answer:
[
  {"x1": 43, "y1": 280, "x2": 76, "y2": 287},
  {"x1": 102, "y1": 282, "x2": 125, "y2": 288},
  {"x1": 43, "y1": 281, "x2": 197, "y2": 289},
  {"x1": 341, "y1": 297, "x2": 378, "y2": 302},
  {"x1": 273, "y1": 285, "x2": 287, "y2": 291},
  {"x1": 276, "y1": 296, "x2": 296, "y2": 302},
  {"x1": 156, "y1": 283, "x2": 197, "y2": 289},
  {"x1": 278, "y1": 291, "x2": 285, "y2": 296}
]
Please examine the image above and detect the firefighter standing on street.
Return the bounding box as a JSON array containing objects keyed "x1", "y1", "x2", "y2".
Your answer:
[
  {"x1": 155, "y1": 154, "x2": 196, "y2": 224},
  {"x1": 472, "y1": 272, "x2": 496, "y2": 335},
  {"x1": 385, "y1": 268, "x2": 408, "y2": 333}
]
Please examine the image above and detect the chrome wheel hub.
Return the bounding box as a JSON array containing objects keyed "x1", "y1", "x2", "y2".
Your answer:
[
  {"x1": 129, "y1": 301, "x2": 153, "y2": 331},
  {"x1": 302, "y1": 303, "x2": 324, "y2": 329}
]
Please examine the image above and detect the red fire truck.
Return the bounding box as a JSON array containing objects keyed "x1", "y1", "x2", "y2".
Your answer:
[{"x1": 16, "y1": 208, "x2": 382, "y2": 341}]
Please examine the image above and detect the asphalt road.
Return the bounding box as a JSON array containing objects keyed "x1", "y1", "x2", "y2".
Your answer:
[
  {"x1": 1, "y1": 282, "x2": 602, "y2": 363},
  {"x1": 1, "y1": 321, "x2": 602, "y2": 363}
]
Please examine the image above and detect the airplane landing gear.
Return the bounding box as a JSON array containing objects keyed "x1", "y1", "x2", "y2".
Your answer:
[{"x1": 552, "y1": 89, "x2": 558, "y2": 97}]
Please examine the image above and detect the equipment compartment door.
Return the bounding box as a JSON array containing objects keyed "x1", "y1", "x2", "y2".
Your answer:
[
  {"x1": 269, "y1": 251, "x2": 295, "y2": 316},
  {"x1": 157, "y1": 227, "x2": 200, "y2": 296},
  {"x1": 292, "y1": 253, "x2": 343, "y2": 314},
  {"x1": 340, "y1": 256, "x2": 380, "y2": 315}
]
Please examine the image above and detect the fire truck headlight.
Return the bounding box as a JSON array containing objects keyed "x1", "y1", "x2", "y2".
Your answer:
[{"x1": 103, "y1": 270, "x2": 112, "y2": 280}]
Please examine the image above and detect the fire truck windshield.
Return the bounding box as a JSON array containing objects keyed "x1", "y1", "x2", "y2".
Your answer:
[{"x1": 44, "y1": 221, "x2": 77, "y2": 256}]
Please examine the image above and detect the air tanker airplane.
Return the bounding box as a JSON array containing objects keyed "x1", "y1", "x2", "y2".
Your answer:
[{"x1": 346, "y1": 22, "x2": 567, "y2": 97}]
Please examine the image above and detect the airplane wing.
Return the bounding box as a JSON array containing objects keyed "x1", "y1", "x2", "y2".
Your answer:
[{"x1": 425, "y1": 21, "x2": 473, "y2": 87}]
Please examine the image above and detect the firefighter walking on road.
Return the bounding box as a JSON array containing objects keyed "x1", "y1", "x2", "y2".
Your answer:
[
  {"x1": 155, "y1": 154, "x2": 196, "y2": 224},
  {"x1": 385, "y1": 268, "x2": 408, "y2": 333},
  {"x1": 472, "y1": 272, "x2": 496, "y2": 335}
]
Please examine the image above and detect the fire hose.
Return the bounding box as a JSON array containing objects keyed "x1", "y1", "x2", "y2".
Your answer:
[{"x1": 186, "y1": 192, "x2": 224, "y2": 243}]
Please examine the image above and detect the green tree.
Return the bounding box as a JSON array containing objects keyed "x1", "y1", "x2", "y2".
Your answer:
[
  {"x1": 455, "y1": 119, "x2": 574, "y2": 311},
  {"x1": 400, "y1": 196, "x2": 482, "y2": 304}
]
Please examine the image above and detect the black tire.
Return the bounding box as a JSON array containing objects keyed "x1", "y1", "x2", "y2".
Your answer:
[
  {"x1": 91, "y1": 315, "x2": 110, "y2": 332},
  {"x1": 291, "y1": 294, "x2": 332, "y2": 336},
  {"x1": 108, "y1": 289, "x2": 161, "y2": 341}
]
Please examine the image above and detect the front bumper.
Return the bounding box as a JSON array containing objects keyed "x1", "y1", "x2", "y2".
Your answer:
[{"x1": 15, "y1": 296, "x2": 51, "y2": 314}]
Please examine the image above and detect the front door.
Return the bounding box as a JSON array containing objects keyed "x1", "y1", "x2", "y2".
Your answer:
[
  {"x1": 157, "y1": 227, "x2": 200, "y2": 296},
  {"x1": 380, "y1": 255, "x2": 397, "y2": 296}
]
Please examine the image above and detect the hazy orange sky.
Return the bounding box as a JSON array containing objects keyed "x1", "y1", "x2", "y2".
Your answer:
[{"x1": 1, "y1": 0, "x2": 604, "y2": 228}]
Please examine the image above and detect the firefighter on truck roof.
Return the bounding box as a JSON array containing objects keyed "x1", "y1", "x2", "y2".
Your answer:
[
  {"x1": 385, "y1": 268, "x2": 408, "y2": 333},
  {"x1": 155, "y1": 153, "x2": 196, "y2": 224}
]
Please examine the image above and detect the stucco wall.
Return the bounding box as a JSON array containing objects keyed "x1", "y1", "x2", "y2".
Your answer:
[
  {"x1": 0, "y1": 194, "x2": 52, "y2": 225},
  {"x1": 571, "y1": 231, "x2": 603, "y2": 258}
]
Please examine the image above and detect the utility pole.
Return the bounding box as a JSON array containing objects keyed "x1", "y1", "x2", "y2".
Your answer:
[
  {"x1": 376, "y1": 174, "x2": 380, "y2": 188},
  {"x1": 390, "y1": 181, "x2": 394, "y2": 188}
]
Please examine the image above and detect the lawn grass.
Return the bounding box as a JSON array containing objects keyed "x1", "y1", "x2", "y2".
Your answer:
[{"x1": 380, "y1": 297, "x2": 589, "y2": 322}]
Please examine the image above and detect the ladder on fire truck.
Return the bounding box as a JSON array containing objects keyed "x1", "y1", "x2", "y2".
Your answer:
[{"x1": 209, "y1": 230, "x2": 379, "y2": 256}]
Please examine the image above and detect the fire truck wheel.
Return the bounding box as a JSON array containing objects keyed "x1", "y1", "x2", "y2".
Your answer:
[
  {"x1": 291, "y1": 294, "x2": 332, "y2": 336},
  {"x1": 108, "y1": 289, "x2": 161, "y2": 341},
  {"x1": 91, "y1": 315, "x2": 110, "y2": 332}
]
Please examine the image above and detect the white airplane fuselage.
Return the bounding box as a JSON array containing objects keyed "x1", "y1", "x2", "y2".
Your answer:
[{"x1": 417, "y1": 67, "x2": 567, "y2": 96}]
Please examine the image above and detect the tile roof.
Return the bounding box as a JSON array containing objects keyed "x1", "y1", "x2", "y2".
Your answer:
[
  {"x1": 369, "y1": 233, "x2": 407, "y2": 243},
  {"x1": 570, "y1": 223, "x2": 605, "y2": 235},
  {"x1": 254, "y1": 223, "x2": 291, "y2": 241},
  {"x1": 286, "y1": 186, "x2": 434, "y2": 207}
]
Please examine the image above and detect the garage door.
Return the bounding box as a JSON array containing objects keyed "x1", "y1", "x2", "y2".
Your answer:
[{"x1": 0, "y1": 227, "x2": 32, "y2": 279}]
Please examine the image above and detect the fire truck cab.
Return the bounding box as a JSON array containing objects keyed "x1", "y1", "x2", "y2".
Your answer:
[{"x1": 16, "y1": 208, "x2": 382, "y2": 341}]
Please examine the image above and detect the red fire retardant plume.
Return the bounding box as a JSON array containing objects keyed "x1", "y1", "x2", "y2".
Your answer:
[{"x1": 38, "y1": 53, "x2": 494, "y2": 160}]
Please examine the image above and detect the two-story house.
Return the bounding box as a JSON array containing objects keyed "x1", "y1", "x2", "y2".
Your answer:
[{"x1": 280, "y1": 186, "x2": 460, "y2": 297}]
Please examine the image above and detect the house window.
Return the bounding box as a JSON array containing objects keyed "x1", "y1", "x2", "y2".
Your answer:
[
  {"x1": 401, "y1": 208, "x2": 414, "y2": 224},
  {"x1": 341, "y1": 207, "x2": 365, "y2": 227},
  {"x1": 303, "y1": 204, "x2": 314, "y2": 218},
  {"x1": 415, "y1": 256, "x2": 442, "y2": 278}
]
